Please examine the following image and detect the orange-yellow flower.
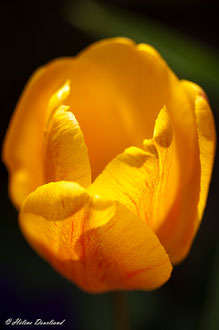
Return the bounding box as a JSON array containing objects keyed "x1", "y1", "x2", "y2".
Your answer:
[{"x1": 2, "y1": 38, "x2": 216, "y2": 293}]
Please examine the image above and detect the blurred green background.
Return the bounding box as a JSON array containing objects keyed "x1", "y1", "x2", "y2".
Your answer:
[{"x1": 0, "y1": 0, "x2": 219, "y2": 329}]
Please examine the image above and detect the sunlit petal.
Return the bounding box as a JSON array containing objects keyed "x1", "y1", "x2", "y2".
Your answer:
[
  {"x1": 44, "y1": 104, "x2": 91, "y2": 187},
  {"x1": 181, "y1": 80, "x2": 216, "y2": 228},
  {"x1": 20, "y1": 181, "x2": 172, "y2": 293}
]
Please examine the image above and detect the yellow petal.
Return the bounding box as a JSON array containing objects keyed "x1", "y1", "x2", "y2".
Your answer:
[
  {"x1": 44, "y1": 104, "x2": 91, "y2": 187},
  {"x1": 78, "y1": 38, "x2": 171, "y2": 141},
  {"x1": 152, "y1": 102, "x2": 200, "y2": 264},
  {"x1": 47, "y1": 79, "x2": 71, "y2": 118},
  {"x1": 90, "y1": 144, "x2": 159, "y2": 226},
  {"x1": 181, "y1": 80, "x2": 216, "y2": 228},
  {"x1": 144, "y1": 105, "x2": 177, "y2": 231},
  {"x1": 89, "y1": 106, "x2": 178, "y2": 232},
  {"x1": 19, "y1": 181, "x2": 172, "y2": 293},
  {"x1": 195, "y1": 96, "x2": 216, "y2": 224},
  {"x1": 2, "y1": 60, "x2": 92, "y2": 209},
  {"x1": 154, "y1": 78, "x2": 201, "y2": 263},
  {"x1": 2, "y1": 66, "x2": 47, "y2": 209},
  {"x1": 89, "y1": 103, "x2": 201, "y2": 264},
  {"x1": 2, "y1": 60, "x2": 74, "y2": 208},
  {"x1": 75, "y1": 38, "x2": 180, "y2": 178}
]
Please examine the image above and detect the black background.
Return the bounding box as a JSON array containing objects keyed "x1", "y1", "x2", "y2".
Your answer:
[{"x1": 0, "y1": 1, "x2": 219, "y2": 329}]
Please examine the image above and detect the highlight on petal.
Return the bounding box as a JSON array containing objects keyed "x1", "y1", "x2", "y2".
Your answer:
[
  {"x1": 181, "y1": 80, "x2": 216, "y2": 228},
  {"x1": 89, "y1": 106, "x2": 176, "y2": 232},
  {"x1": 45, "y1": 80, "x2": 71, "y2": 127},
  {"x1": 44, "y1": 104, "x2": 91, "y2": 187},
  {"x1": 19, "y1": 181, "x2": 172, "y2": 293},
  {"x1": 146, "y1": 106, "x2": 177, "y2": 232},
  {"x1": 195, "y1": 96, "x2": 216, "y2": 224}
]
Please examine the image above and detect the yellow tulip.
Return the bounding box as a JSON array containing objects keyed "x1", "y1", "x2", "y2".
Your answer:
[{"x1": 2, "y1": 38, "x2": 216, "y2": 293}]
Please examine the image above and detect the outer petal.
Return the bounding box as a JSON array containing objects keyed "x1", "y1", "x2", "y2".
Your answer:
[
  {"x1": 2, "y1": 61, "x2": 73, "y2": 208},
  {"x1": 44, "y1": 104, "x2": 91, "y2": 187},
  {"x1": 181, "y1": 80, "x2": 216, "y2": 228},
  {"x1": 2, "y1": 62, "x2": 93, "y2": 209},
  {"x1": 19, "y1": 181, "x2": 172, "y2": 293}
]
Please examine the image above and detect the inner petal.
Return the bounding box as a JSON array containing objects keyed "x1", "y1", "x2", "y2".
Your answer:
[
  {"x1": 65, "y1": 68, "x2": 145, "y2": 179},
  {"x1": 65, "y1": 59, "x2": 169, "y2": 179}
]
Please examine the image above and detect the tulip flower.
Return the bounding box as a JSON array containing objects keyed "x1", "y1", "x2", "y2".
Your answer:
[{"x1": 2, "y1": 38, "x2": 216, "y2": 293}]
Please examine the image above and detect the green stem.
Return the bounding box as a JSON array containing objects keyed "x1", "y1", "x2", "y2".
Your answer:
[{"x1": 113, "y1": 292, "x2": 131, "y2": 330}]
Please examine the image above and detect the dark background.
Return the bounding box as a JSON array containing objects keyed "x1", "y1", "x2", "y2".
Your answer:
[{"x1": 0, "y1": 1, "x2": 219, "y2": 329}]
